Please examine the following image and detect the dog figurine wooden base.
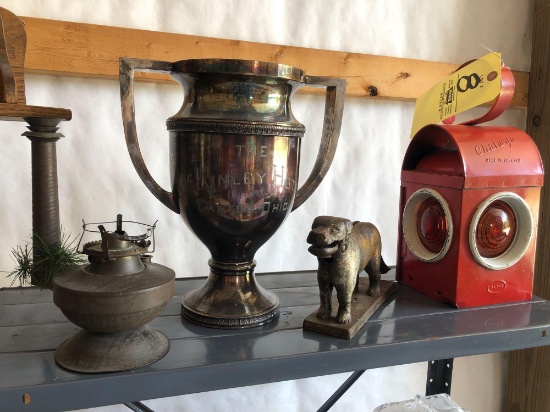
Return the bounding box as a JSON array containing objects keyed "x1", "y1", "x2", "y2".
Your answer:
[{"x1": 303, "y1": 216, "x2": 395, "y2": 339}]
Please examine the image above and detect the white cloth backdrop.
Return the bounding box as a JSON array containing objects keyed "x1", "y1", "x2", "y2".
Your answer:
[{"x1": 0, "y1": 0, "x2": 533, "y2": 410}]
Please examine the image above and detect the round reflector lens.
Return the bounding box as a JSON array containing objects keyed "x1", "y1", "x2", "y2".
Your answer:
[
  {"x1": 402, "y1": 188, "x2": 453, "y2": 262},
  {"x1": 417, "y1": 197, "x2": 448, "y2": 254},
  {"x1": 469, "y1": 192, "x2": 533, "y2": 270},
  {"x1": 476, "y1": 200, "x2": 516, "y2": 258}
]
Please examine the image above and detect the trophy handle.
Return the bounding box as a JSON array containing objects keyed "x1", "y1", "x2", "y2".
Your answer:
[
  {"x1": 292, "y1": 76, "x2": 346, "y2": 211},
  {"x1": 119, "y1": 57, "x2": 179, "y2": 213}
]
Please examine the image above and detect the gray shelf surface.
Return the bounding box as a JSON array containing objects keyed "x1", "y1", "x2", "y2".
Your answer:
[{"x1": 1, "y1": 269, "x2": 550, "y2": 411}]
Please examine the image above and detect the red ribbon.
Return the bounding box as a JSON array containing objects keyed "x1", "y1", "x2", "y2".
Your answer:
[{"x1": 442, "y1": 62, "x2": 515, "y2": 126}]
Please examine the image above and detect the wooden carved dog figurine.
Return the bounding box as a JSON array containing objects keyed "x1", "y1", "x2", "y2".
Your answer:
[{"x1": 307, "y1": 216, "x2": 390, "y2": 324}]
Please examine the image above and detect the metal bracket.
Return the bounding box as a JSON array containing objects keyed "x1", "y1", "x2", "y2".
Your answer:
[{"x1": 425, "y1": 358, "x2": 454, "y2": 396}]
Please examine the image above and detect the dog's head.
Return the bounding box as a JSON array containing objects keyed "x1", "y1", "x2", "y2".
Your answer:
[{"x1": 307, "y1": 216, "x2": 353, "y2": 258}]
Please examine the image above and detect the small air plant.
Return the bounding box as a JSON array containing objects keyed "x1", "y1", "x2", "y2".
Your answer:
[{"x1": 7, "y1": 231, "x2": 87, "y2": 289}]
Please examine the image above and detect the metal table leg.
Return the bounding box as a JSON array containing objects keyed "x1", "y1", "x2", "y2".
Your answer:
[
  {"x1": 124, "y1": 401, "x2": 155, "y2": 412},
  {"x1": 317, "y1": 370, "x2": 365, "y2": 412}
]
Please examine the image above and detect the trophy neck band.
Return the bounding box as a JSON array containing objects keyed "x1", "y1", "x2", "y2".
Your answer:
[
  {"x1": 166, "y1": 119, "x2": 306, "y2": 136},
  {"x1": 208, "y1": 259, "x2": 256, "y2": 276}
]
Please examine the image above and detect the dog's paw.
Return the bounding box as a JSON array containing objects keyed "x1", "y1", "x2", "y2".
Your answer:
[
  {"x1": 335, "y1": 312, "x2": 351, "y2": 324},
  {"x1": 367, "y1": 286, "x2": 381, "y2": 297},
  {"x1": 316, "y1": 309, "x2": 332, "y2": 320}
]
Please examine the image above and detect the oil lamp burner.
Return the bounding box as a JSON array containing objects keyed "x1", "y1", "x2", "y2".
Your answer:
[
  {"x1": 53, "y1": 215, "x2": 175, "y2": 373},
  {"x1": 397, "y1": 125, "x2": 543, "y2": 307}
]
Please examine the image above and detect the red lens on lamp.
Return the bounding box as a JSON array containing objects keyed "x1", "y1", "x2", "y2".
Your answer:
[
  {"x1": 416, "y1": 197, "x2": 448, "y2": 254},
  {"x1": 475, "y1": 200, "x2": 516, "y2": 258}
]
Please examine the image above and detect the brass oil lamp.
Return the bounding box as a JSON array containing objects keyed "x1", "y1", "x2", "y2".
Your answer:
[{"x1": 53, "y1": 215, "x2": 175, "y2": 373}]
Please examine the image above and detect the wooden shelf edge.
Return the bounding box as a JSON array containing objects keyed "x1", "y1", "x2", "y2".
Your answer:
[
  {"x1": 0, "y1": 103, "x2": 71, "y2": 122},
  {"x1": 20, "y1": 16, "x2": 528, "y2": 108}
]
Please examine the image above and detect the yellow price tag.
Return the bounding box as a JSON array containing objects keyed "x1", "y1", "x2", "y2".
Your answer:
[{"x1": 410, "y1": 52, "x2": 503, "y2": 137}]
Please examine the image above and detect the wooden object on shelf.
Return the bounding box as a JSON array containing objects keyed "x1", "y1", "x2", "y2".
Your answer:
[
  {"x1": 18, "y1": 16, "x2": 528, "y2": 107},
  {"x1": 0, "y1": 10, "x2": 70, "y2": 121},
  {"x1": 506, "y1": 1, "x2": 550, "y2": 411},
  {"x1": 0, "y1": 6, "x2": 71, "y2": 288},
  {"x1": 0, "y1": 7, "x2": 26, "y2": 105}
]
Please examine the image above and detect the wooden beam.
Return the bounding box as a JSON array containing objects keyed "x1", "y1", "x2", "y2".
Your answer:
[
  {"x1": 506, "y1": 1, "x2": 550, "y2": 411},
  {"x1": 19, "y1": 16, "x2": 528, "y2": 107}
]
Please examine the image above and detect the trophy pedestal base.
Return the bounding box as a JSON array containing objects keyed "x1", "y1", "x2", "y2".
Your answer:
[
  {"x1": 54, "y1": 325, "x2": 170, "y2": 373},
  {"x1": 181, "y1": 260, "x2": 279, "y2": 329}
]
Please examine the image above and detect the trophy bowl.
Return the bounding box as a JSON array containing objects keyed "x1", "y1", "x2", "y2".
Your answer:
[{"x1": 120, "y1": 58, "x2": 346, "y2": 328}]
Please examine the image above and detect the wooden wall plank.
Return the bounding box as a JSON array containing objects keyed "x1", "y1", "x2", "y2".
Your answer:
[
  {"x1": 20, "y1": 17, "x2": 528, "y2": 107},
  {"x1": 506, "y1": 1, "x2": 550, "y2": 411}
]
